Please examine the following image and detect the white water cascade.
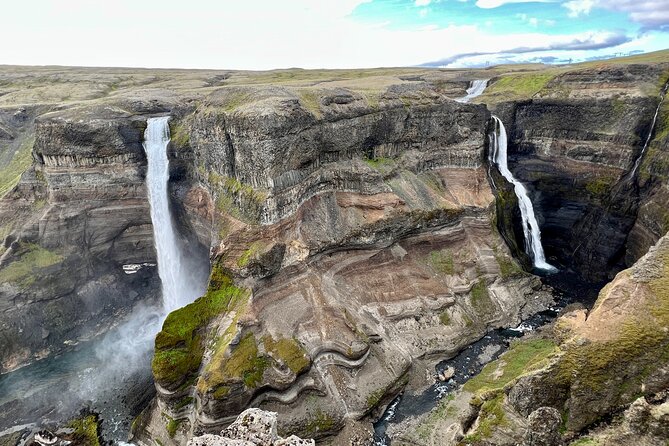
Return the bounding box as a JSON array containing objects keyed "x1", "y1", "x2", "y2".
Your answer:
[
  {"x1": 144, "y1": 117, "x2": 204, "y2": 312},
  {"x1": 456, "y1": 79, "x2": 489, "y2": 103},
  {"x1": 490, "y1": 116, "x2": 557, "y2": 272},
  {"x1": 629, "y1": 81, "x2": 669, "y2": 178}
]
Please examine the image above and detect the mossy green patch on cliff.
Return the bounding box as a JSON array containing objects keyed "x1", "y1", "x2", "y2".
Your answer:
[
  {"x1": 209, "y1": 332, "x2": 269, "y2": 388},
  {"x1": 0, "y1": 135, "x2": 35, "y2": 198},
  {"x1": 68, "y1": 415, "x2": 101, "y2": 446},
  {"x1": 470, "y1": 279, "x2": 492, "y2": 311},
  {"x1": 484, "y1": 72, "x2": 556, "y2": 101},
  {"x1": 263, "y1": 335, "x2": 310, "y2": 375},
  {"x1": 364, "y1": 156, "x2": 394, "y2": 171},
  {"x1": 428, "y1": 249, "x2": 456, "y2": 275},
  {"x1": 298, "y1": 90, "x2": 322, "y2": 118},
  {"x1": 209, "y1": 172, "x2": 267, "y2": 224},
  {"x1": 164, "y1": 414, "x2": 180, "y2": 438},
  {"x1": 415, "y1": 394, "x2": 457, "y2": 441},
  {"x1": 303, "y1": 409, "x2": 336, "y2": 436},
  {"x1": 462, "y1": 393, "x2": 508, "y2": 443},
  {"x1": 152, "y1": 265, "x2": 249, "y2": 388},
  {"x1": 169, "y1": 120, "x2": 190, "y2": 149},
  {"x1": 493, "y1": 246, "x2": 524, "y2": 279},
  {"x1": 585, "y1": 175, "x2": 615, "y2": 198},
  {"x1": 237, "y1": 241, "x2": 264, "y2": 268},
  {"x1": 0, "y1": 243, "x2": 63, "y2": 288},
  {"x1": 463, "y1": 338, "x2": 558, "y2": 395}
]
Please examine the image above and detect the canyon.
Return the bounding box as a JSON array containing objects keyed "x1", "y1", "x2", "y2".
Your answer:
[{"x1": 0, "y1": 50, "x2": 668, "y2": 446}]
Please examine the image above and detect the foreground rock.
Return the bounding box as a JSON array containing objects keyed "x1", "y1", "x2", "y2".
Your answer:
[{"x1": 188, "y1": 409, "x2": 314, "y2": 446}]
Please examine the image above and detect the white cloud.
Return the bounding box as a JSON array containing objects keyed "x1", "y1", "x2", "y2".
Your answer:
[
  {"x1": 415, "y1": 0, "x2": 431, "y2": 5},
  {"x1": 419, "y1": 7, "x2": 430, "y2": 17},
  {"x1": 475, "y1": 0, "x2": 554, "y2": 8},
  {"x1": 563, "y1": 0, "x2": 596, "y2": 17}
]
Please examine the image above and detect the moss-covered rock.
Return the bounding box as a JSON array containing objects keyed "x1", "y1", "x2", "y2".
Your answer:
[{"x1": 152, "y1": 264, "x2": 249, "y2": 390}]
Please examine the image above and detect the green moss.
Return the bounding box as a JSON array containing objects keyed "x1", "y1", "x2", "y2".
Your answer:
[
  {"x1": 263, "y1": 336, "x2": 310, "y2": 374},
  {"x1": 237, "y1": 241, "x2": 264, "y2": 268},
  {"x1": 68, "y1": 415, "x2": 101, "y2": 446},
  {"x1": 164, "y1": 415, "x2": 180, "y2": 438},
  {"x1": 462, "y1": 393, "x2": 508, "y2": 442},
  {"x1": 212, "y1": 386, "x2": 230, "y2": 398},
  {"x1": 0, "y1": 243, "x2": 63, "y2": 288},
  {"x1": 366, "y1": 388, "x2": 386, "y2": 409},
  {"x1": 470, "y1": 279, "x2": 490, "y2": 309},
  {"x1": 494, "y1": 247, "x2": 524, "y2": 279},
  {"x1": 439, "y1": 311, "x2": 451, "y2": 325},
  {"x1": 152, "y1": 265, "x2": 249, "y2": 387},
  {"x1": 415, "y1": 394, "x2": 456, "y2": 440},
  {"x1": 174, "y1": 396, "x2": 194, "y2": 411},
  {"x1": 219, "y1": 332, "x2": 268, "y2": 388},
  {"x1": 364, "y1": 156, "x2": 395, "y2": 171},
  {"x1": 0, "y1": 136, "x2": 34, "y2": 198},
  {"x1": 298, "y1": 90, "x2": 322, "y2": 118},
  {"x1": 585, "y1": 176, "x2": 614, "y2": 198},
  {"x1": 428, "y1": 250, "x2": 455, "y2": 275},
  {"x1": 208, "y1": 172, "x2": 266, "y2": 224},
  {"x1": 304, "y1": 409, "x2": 336, "y2": 436},
  {"x1": 485, "y1": 72, "x2": 556, "y2": 100},
  {"x1": 463, "y1": 338, "x2": 558, "y2": 395},
  {"x1": 169, "y1": 120, "x2": 190, "y2": 148}
]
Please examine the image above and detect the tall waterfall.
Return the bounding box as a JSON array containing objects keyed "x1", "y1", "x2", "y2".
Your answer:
[
  {"x1": 144, "y1": 117, "x2": 203, "y2": 312},
  {"x1": 629, "y1": 81, "x2": 669, "y2": 177},
  {"x1": 490, "y1": 116, "x2": 556, "y2": 272},
  {"x1": 456, "y1": 79, "x2": 489, "y2": 103}
]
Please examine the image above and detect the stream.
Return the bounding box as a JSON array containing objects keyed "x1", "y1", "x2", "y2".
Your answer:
[{"x1": 373, "y1": 269, "x2": 602, "y2": 445}]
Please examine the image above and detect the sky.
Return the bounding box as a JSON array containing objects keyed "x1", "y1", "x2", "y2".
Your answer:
[{"x1": 1, "y1": 0, "x2": 668, "y2": 69}]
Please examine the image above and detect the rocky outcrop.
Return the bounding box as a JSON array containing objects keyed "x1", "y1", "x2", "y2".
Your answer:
[
  {"x1": 401, "y1": 231, "x2": 669, "y2": 445},
  {"x1": 187, "y1": 409, "x2": 314, "y2": 446}
]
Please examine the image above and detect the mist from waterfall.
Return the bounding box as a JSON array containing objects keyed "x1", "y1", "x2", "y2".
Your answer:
[
  {"x1": 490, "y1": 116, "x2": 556, "y2": 272},
  {"x1": 456, "y1": 79, "x2": 489, "y2": 103},
  {"x1": 144, "y1": 116, "x2": 205, "y2": 312}
]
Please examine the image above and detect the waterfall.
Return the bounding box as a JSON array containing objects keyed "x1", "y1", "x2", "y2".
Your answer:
[
  {"x1": 490, "y1": 116, "x2": 556, "y2": 272},
  {"x1": 144, "y1": 117, "x2": 204, "y2": 312},
  {"x1": 629, "y1": 81, "x2": 669, "y2": 177},
  {"x1": 456, "y1": 79, "x2": 489, "y2": 103}
]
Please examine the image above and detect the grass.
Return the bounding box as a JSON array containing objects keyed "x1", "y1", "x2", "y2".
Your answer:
[
  {"x1": 152, "y1": 265, "x2": 249, "y2": 388},
  {"x1": 364, "y1": 156, "x2": 395, "y2": 171},
  {"x1": 493, "y1": 247, "x2": 524, "y2": 279},
  {"x1": 68, "y1": 415, "x2": 101, "y2": 446},
  {"x1": 165, "y1": 414, "x2": 180, "y2": 438},
  {"x1": 463, "y1": 338, "x2": 558, "y2": 395},
  {"x1": 470, "y1": 279, "x2": 491, "y2": 309},
  {"x1": 0, "y1": 243, "x2": 63, "y2": 288},
  {"x1": 216, "y1": 332, "x2": 268, "y2": 388},
  {"x1": 484, "y1": 72, "x2": 557, "y2": 101},
  {"x1": 0, "y1": 136, "x2": 35, "y2": 198},
  {"x1": 173, "y1": 396, "x2": 194, "y2": 411},
  {"x1": 169, "y1": 120, "x2": 190, "y2": 149},
  {"x1": 263, "y1": 335, "x2": 310, "y2": 374},
  {"x1": 415, "y1": 394, "x2": 456, "y2": 440},
  {"x1": 428, "y1": 249, "x2": 456, "y2": 275},
  {"x1": 237, "y1": 241, "x2": 264, "y2": 268},
  {"x1": 208, "y1": 172, "x2": 267, "y2": 224},
  {"x1": 298, "y1": 89, "x2": 322, "y2": 118},
  {"x1": 439, "y1": 311, "x2": 451, "y2": 325},
  {"x1": 462, "y1": 393, "x2": 508, "y2": 442},
  {"x1": 585, "y1": 176, "x2": 615, "y2": 198}
]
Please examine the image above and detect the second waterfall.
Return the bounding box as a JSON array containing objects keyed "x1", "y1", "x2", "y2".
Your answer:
[
  {"x1": 490, "y1": 116, "x2": 556, "y2": 272},
  {"x1": 144, "y1": 117, "x2": 205, "y2": 312}
]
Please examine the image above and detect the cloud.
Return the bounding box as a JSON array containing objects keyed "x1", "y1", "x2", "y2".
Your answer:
[
  {"x1": 563, "y1": 0, "x2": 596, "y2": 17},
  {"x1": 475, "y1": 0, "x2": 554, "y2": 8},
  {"x1": 564, "y1": 0, "x2": 669, "y2": 30},
  {"x1": 421, "y1": 30, "x2": 632, "y2": 66},
  {"x1": 415, "y1": 0, "x2": 431, "y2": 5}
]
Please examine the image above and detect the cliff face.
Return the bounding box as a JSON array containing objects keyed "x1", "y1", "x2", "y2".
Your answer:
[
  {"x1": 483, "y1": 61, "x2": 669, "y2": 280},
  {"x1": 135, "y1": 87, "x2": 557, "y2": 445}
]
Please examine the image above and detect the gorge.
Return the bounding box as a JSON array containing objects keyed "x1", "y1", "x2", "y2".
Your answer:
[{"x1": 0, "y1": 50, "x2": 668, "y2": 446}]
